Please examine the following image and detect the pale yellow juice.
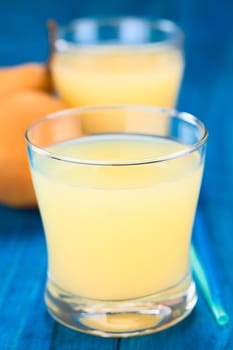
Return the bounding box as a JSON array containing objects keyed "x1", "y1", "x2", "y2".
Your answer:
[
  {"x1": 31, "y1": 134, "x2": 202, "y2": 301},
  {"x1": 52, "y1": 46, "x2": 184, "y2": 107}
]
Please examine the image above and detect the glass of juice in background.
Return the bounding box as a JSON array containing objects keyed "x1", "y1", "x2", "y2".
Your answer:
[
  {"x1": 26, "y1": 106, "x2": 207, "y2": 337},
  {"x1": 51, "y1": 17, "x2": 184, "y2": 108}
]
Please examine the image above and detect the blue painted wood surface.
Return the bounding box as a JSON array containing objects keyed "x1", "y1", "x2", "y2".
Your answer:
[{"x1": 0, "y1": 0, "x2": 233, "y2": 348}]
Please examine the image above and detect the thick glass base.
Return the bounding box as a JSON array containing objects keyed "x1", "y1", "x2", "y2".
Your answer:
[{"x1": 45, "y1": 274, "x2": 197, "y2": 337}]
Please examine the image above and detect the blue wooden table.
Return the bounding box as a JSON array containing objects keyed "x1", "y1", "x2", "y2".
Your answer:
[{"x1": 1, "y1": 0, "x2": 233, "y2": 349}]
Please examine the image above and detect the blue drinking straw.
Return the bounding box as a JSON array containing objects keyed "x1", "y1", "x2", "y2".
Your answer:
[{"x1": 191, "y1": 211, "x2": 229, "y2": 326}]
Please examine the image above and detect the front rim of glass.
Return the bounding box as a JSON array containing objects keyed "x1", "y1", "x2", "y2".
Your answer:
[
  {"x1": 25, "y1": 105, "x2": 208, "y2": 167},
  {"x1": 55, "y1": 17, "x2": 184, "y2": 50}
]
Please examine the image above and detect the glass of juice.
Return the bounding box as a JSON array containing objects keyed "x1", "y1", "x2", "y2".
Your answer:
[
  {"x1": 51, "y1": 17, "x2": 184, "y2": 108},
  {"x1": 26, "y1": 106, "x2": 207, "y2": 337}
]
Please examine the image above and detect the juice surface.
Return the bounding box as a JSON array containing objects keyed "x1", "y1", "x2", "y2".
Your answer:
[
  {"x1": 52, "y1": 46, "x2": 184, "y2": 107},
  {"x1": 31, "y1": 134, "x2": 202, "y2": 300}
]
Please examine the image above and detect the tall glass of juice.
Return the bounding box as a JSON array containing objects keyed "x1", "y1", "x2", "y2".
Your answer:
[
  {"x1": 26, "y1": 106, "x2": 207, "y2": 337},
  {"x1": 51, "y1": 17, "x2": 184, "y2": 108}
]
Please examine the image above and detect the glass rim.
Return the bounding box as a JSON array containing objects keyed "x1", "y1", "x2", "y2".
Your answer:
[
  {"x1": 55, "y1": 17, "x2": 184, "y2": 51},
  {"x1": 25, "y1": 105, "x2": 208, "y2": 167}
]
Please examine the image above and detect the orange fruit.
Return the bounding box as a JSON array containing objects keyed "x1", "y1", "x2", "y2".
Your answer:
[
  {"x1": 0, "y1": 63, "x2": 52, "y2": 100},
  {"x1": 0, "y1": 90, "x2": 65, "y2": 207}
]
